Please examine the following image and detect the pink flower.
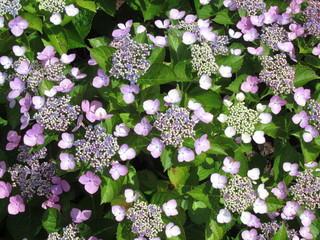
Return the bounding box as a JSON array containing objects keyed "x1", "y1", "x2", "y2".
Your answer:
[
  {"x1": 6, "y1": 130, "x2": 21, "y2": 151},
  {"x1": 247, "y1": 46, "x2": 264, "y2": 56},
  {"x1": 294, "y1": 87, "x2": 311, "y2": 106},
  {"x1": 283, "y1": 201, "x2": 301, "y2": 217},
  {"x1": 60, "y1": 53, "x2": 76, "y2": 64},
  {"x1": 114, "y1": 123, "x2": 130, "y2": 137},
  {"x1": 93, "y1": 69, "x2": 109, "y2": 88},
  {"x1": 124, "y1": 189, "x2": 139, "y2": 203},
  {"x1": 241, "y1": 229, "x2": 258, "y2": 240},
  {"x1": 169, "y1": 9, "x2": 185, "y2": 20},
  {"x1": 118, "y1": 144, "x2": 136, "y2": 161},
  {"x1": 0, "y1": 181, "x2": 11, "y2": 198},
  {"x1": 79, "y1": 171, "x2": 101, "y2": 194},
  {"x1": 120, "y1": 85, "x2": 140, "y2": 104},
  {"x1": 194, "y1": 107, "x2": 214, "y2": 124},
  {"x1": 177, "y1": 147, "x2": 195, "y2": 162},
  {"x1": 70, "y1": 208, "x2": 92, "y2": 223},
  {"x1": 241, "y1": 75, "x2": 259, "y2": 93},
  {"x1": 283, "y1": 162, "x2": 299, "y2": 176},
  {"x1": 109, "y1": 163, "x2": 128, "y2": 180},
  {"x1": 70, "y1": 67, "x2": 87, "y2": 79},
  {"x1": 299, "y1": 226, "x2": 313, "y2": 239},
  {"x1": 194, "y1": 134, "x2": 210, "y2": 155},
  {"x1": 243, "y1": 28, "x2": 259, "y2": 41},
  {"x1": 112, "y1": 205, "x2": 126, "y2": 221},
  {"x1": 210, "y1": 173, "x2": 227, "y2": 189},
  {"x1": 37, "y1": 46, "x2": 56, "y2": 61},
  {"x1": 303, "y1": 125, "x2": 319, "y2": 143},
  {"x1": 134, "y1": 117, "x2": 152, "y2": 136},
  {"x1": 312, "y1": 43, "x2": 320, "y2": 58},
  {"x1": 236, "y1": 17, "x2": 253, "y2": 33},
  {"x1": 292, "y1": 110, "x2": 309, "y2": 128},
  {"x1": 59, "y1": 153, "x2": 76, "y2": 170},
  {"x1": 54, "y1": 79, "x2": 75, "y2": 93},
  {"x1": 147, "y1": 138, "x2": 165, "y2": 158},
  {"x1": 268, "y1": 96, "x2": 287, "y2": 114},
  {"x1": 253, "y1": 198, "x2": 268, "y2": 214},
  {"x1": 8, "y1": 77, "x2": 25, "y2": 99},
  {"x1": 51, "y1": 176, "x2": 70, "y2": 195},
  {"x1": 222, "y1": 156, "x2": 240, "y2": 174},
  {"x1": 8, "y1": 195, "x2": 25, "y2": 215},
  {"x1": 0, "y1": 161, "x2": 6, "y2": 178},
  {"x1": 250, "y1": 15, "x2": 265, "y2": 27},
  {"x1": 58, "y1": 133, "x2": 74, "y2": 149},
  {"x1": 271, "y1": 182, "x2": 287, "y2": 199},
  {"x1": 42, "y1": 195, "x2": 61, "y2": 211},
  {"x1": 164, "y1": 89, "x2": 181, "y2": 104},
  {"x1": 217, "y1": 209, "x2": 232, "y2": 223},
  {"x1": 263, "y1": 6, "x2": 279, "y2": 24},
  {"x1": 8, "y1": 17, "x2": 28, "y2": 37},
  {"x1": 165, "y1": 222, "x2": 181, "y2": 238},
  {"x1": 81, "y1": 100, "x2": 111, "y2": 122},
  {"x1": 163, "y1": 199, "x2": 178, "y2": 217},
  {"x1": 23, "y1": 124, "x2": 44, "y2": 147},
  {"x1": 300, "y1": 210, "x2": 316, "y2": 227},
  {"x1": 143, "y1": 99, "x2": 160, "y2": 115}
]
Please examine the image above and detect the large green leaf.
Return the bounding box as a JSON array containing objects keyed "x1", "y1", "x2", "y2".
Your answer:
[
  {"x1": 294, "y1": 65, "x2": 320, "y2": 87},
  {"x1": 97, "y1": 0, "x2": 116, "y2": 17},
  {"x1": 101, "y1": 175, "x2": 124, "y2": 203},
  {"x1": 272, "y1": 222, "x2": 288, "y2": 240},
  {"x1": 44, "y1": 25, "x2": 68, "y2": 55},
  {"x1": 168, "y1": 166, "x2": 190, "y2": 189},
  {"x1": 72, "y1": 8, "x2": 95, "y2": 40},
  {"x1": 160, "y1": 148, "x2": 173, "y2": 171},
  {"x1": 187, "y1": 182, "x2": 215, "y2": 210},
  {"x1": 42, "y1": 208, "x2": 67, "y2": 234},
  {"x1": 88, "y1": 46, "x2": 116, "y2": 72},
  {"x1": 20, "y1": 12, "x2": 43, "y2": 33},
  {"x1": 75, "y1": 0, "x2": 97, "y2": 12}
]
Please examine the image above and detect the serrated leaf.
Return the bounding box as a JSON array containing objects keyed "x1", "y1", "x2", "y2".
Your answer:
[
  {"x1": 89, "y1": 37, "x2": 110, "y2": 48},
  {"x1": 294, "y1": 65, "x2": 320, "y2": 87},
  {"x1": 20, "y1": 12, "x2": 43, "y2": 33},
  {"x1": 72, "y1": 8, "x2": 95, "y2": 40},
  {"x1": 272, "y1": 222, "x2": 288, "y2": 240},
  {"x1": 88, "y1": 46, "x2": 116, "y2": 72},
  {"x1": 265, "y1": 197, "x2": 284, "y2": 212},
  {"x1": 160, "y1": 148, "x2": 173, "y2": 171},
  {"x1": 101, "y1": 176, "x2": 124, "y2": 203},
  {"x1": 97, "y1": 0, "x2": 116, "y2": 16},
  {"x1": 42, "y1": 208, "x2": 66, "y2": 234},
  {"x1": 187, "y1": 183, "x2": 214, "y2": 209},
  {"x1": 75, "y1": 0, "x2": 97, "y2": 12},
  {"x1": 168, "y1": 166, "x2": 190, "y2": 189},
  {"x1": 213, "y1": 9, "x2": 233, "y2": 25},
  {"x1": 205, "y1": 219, "x2": 228, "y2": 240},
  {"x1": 44, "y1": 25, "x2": 68, "y2": 55}
]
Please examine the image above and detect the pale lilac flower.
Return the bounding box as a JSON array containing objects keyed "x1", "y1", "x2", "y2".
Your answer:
[
  {"x1": 299, "y1": 227, "x2": 313, "y2": 240},
  {"x1": 292, "y1": 110, "x2": 309, "y2": 128},
  {"x1": 88, "y1": 237, "x2": 103, "y2": 240},
  {"x1": 312, "y1": 43, "x2": 320, "y2": 58},
  {"x1": 147, "y1": 138, "x2": 165, "y2": 158},
  {"x1": 119, "y1": 144, "x2": 136, "y2": 161},
  {"x1": 283, "y1": 162, "x2": 299, "y2": 176},
  {"x1": 304, "y1": 162, "x2": 318, "y2": 168},
  {"x1": 0, "y1": 56, "x2": 13, "y2": 69},
  {"x1": 93, "y1": 69, "x2": 109, "y2": 88},
  {"x1": 37, "y1": 46, "x2": 56, "y2": 61},
  {"x1": 112, "y1": 205, "x2": 126, "y2": 221},
  {"x1": 136, "y1": 25, "x2": 146, "y2": 34},
  {"x1": 217, "y1": 113, "x2": 228, "y2": 123},
  {"x1": 0, "y1": 16, "x2": 3, "y2": 28},
  {"x1": 8, "y1": 78, "x2": 25, "y2": 99},
  {"x1": 114, "y1": 123, "x2": 130, "y2": 137},
  {"x1": 117, "y1": 20, "x2": 133, "y2": 30},
  {"x1": 185, "y1": 14, "x2": 197, "y2": 23},
  {"x1": 253, "y1": 198, "x2": 268, "y2": 214},
  {"x1": 257, "y1": 184, "x2": 269, "y2": 200},
  {"x1": 263, "y1": 6, "x2": 279, "y2": 24},
  {"x1": 250, "y1": 15, "x2": 265, "y2": 27},
  {"x1": 6, "y1": 130, "x2": 21, "y2": 151},
  {"x1": 240, "y1": 211, "x2": 252, "y2": 226},
  {"x1": 44, "y1": 88, "x2": 57, "y2": 97},
  {"x1": 154, "y1": 19, "x2": 170, "y2": 29},
  {"x1": 194, "y1": 107, "x2": 213, "y2": 124},
  {"x1": 94, "y1": 107, "x2": 113, "y2": 121},
  {"x1": 60, "y1": 53, "x2": 76, "y2": 64},
  {"x1": 165, "y1": 222, "x2": 181, "y2": 238},
  {"x1": 32, "y1": 96, "x2": 45, "y2": 110},
  {"x1": 54, "y1": 79, "x2": 75, "y2": 93},
  {"x1": 169, "y1": 9, "x2": 185, "y2": 20},
  {"x1": 112, "y1": 26, "x2": 130, "y2": 39},
  {"x1": 258, "y1": 113, "x2": 272, "y2": 124},
  {"x1": 59, "y1": 153, "x2": 76, "y2": 170},
  {"x1": 0, "y1": 162, "x2": 6, "y2": 178},
  {"x1": 88, "y1": 53, "x2": 97, "y2": 66},
  {"x1": 70, "y1": 67, "x2": 87, "y2": 79},
  {"x1": 70, "y1": 208, "x2": 92, "y2": 223},
  {"x1": 268, "y1": 96, "x2": 287, "y2": 114},
  {"x1": 120, "y1": 84, "x2": 140, "y2": 104},
  {"x1": 188, "y1": 100, "x2": 201, "y2": 111},
  {"x1": 210, "y1": 173, "x2": 227, "y2": 189},
  {"x1": 282, "y1": 201, "x2": 301, "y2": 217},
  {"x1": 277, "y1": 42, "x2": 294, "y2": 53},
  {"x1": 65, "y1": 4, "x2": 79, "y2": 16},
  {"x1": 134, "y1": 117, "x2": 152, "y2": 136},
  {"x1": 12, "y1": 45, "x2": 26, "y2": 57},
  {"x1": 228, "y1": 29, "x2": 242, "y2": 39},
  {"x1": 82, "y1": 100, "x2": 103, "y2": 122},
  {"x1": 300, "y1": 210, "x2": 316, "y2": 227},
  {"x1": 79, "y1": 171, "x2": 101, "y2": 194},
  {"x1": 241, "y1": 75, "x2": 259, "y2": 93},
  {"x1": 242, "y1": 213, "x2": 261, "y2": 228},
  {"x1": 236, "y1": 17, "x2": 253, "y2": 33},
  {"x1": 41, "y1": 195, "x2": 60, "y2": 211},
  {"x1": 182, "y1": 31, "x2": 197, "y2": 45},
  {"x1": 0, "y1": 181, "x2": 11, "y2": 198},
  {"x1": 217, "y1": 209, "x2": 232, "y2": 223},
  {"x1": 23, "y1": 124, "x2": 44, "y2": 147},
  {"x1": 247, "y1": 46, "x2": 264, "y2": 56},
  {"x1": 288, "y1": 23, "x2": 304, "y2": 40},
  {"x1": 8, "y1": 17, "x2": 28, "y2": 37},
  {"x1": 222, "y1": 156, "x2": 240, "y2": 174},
  {"x1": 223, "y1": 0, "x2": 237, "y2": 11},
  {"x1": 8, "y1": 195, "x2": 25, "y2": 215},
  {"x1": 0, "y1": 72, "x2": 6, "y2": 84},
  {"x1": 271, "y1": 182, "x2": 287, "y2": 199},
  {"x1": 164, "y1": 89, "x2": 181, "y2": 104},
  {"x1": 219, "y1": 65, "x2": 232, "y2": 78},
  {"x1": 200, "y1": 28, "x2": 217, "y2": 42},
  {"x1": 51, "y1": 176, "x2": 70, "y2": 195},
  {"x1": 252, "y1": 130, "x2": 266, "y2": 144},
  {"x1": 200, "y1": 0, "x2": 211, "y2": 5},
  {"x1": 243, "y1": 28, "x2": 259, "y2": 41},
  {"x1": 20, "y1": 112, "x2": 30, "y2": 130},
  {"x1": 143, "y1": 99, "x2": 160, "y2": 115},
  {"x1": 15, "y1": 59, "x2": 30, "y2": 75},
  {"x1": 230, "y1": 48, "x2": 242, "y2": 56},
  {"x1": 147, "y1": 34, "x2": 168, "y2": 47},
  {"x1": 241, "y1": 229, "x2": 258, "y2": 240},
  {"x1": 178, "y1": 147, "x2": 195, "y2": 162},
  {"x1": 163, "y1": 199, "x2": 178, "y2": 217},
  {"x1": 199, "y1": 74, "x2": 212, "y2": 90},
  {"x1": 224, "y1": 126, "x2": 236, "y2": 138},
  {"x1": 294, "y1": 87, "x2": 311, "y2": 106},
  {"x1": 194, "y1": 134, "x2": 210, "y2": 155},
  {"x1": 109, "y1": 163, "x2": 128, "y2": 180},
  {"x1": 303, "y1": 125, "x2": 319, "y2": 142},
  {"x1": 124, "y1": 189, "x2": 139, "y2": 203},
  {"x1": 50, "y1": 13, "x2": 62, "y2": 25},
  {"x1": 247, "y1": 168, "x2": 260, "y2": 181},
  {"x1": 286, "y1": 0, "x2": 301, "y2": 14},
  {"x1": 197, "y1": 19, "x2": 211, "y2": 28},
  {"x1": 277, "y1": 12, "x2": 291, "y2": 25}
]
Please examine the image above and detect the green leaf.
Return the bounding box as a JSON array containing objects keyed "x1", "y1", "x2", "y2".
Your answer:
[
  {"x1": 188, "y1": 87, "x2": 222, "y2": 109},
  {"x1": 148, "y1": 46, "x2": 166, "y2": 65},
  {"x1": 97, "y1": 0, "x2": 116, "y2": 16},
  {"x1": 168, "y1": 35, "x2": 190, "y2": 65},
  {"x1": 213, "y1": 9, "x2": 233, "y2": 25},
  {"x1": 20, "y1": 12, "x2": 43, "y2": 33},
  {"x1": 137, "y1": 170, "x2": 158, "y2": 193},
  {"x1": 89, "y1": 37, "x2": 110, "y2": 48},
  {"x1": 0, "y1": 117, "x2": 7, "y2": 126},
  {"x1": 168, "y1": 166, "x2": 190, "y2": 189},
  {"x1": 300, "y1": 138, "x2": 320, "y2": 162},
  {"x1": 265, "y1": 197, "x2": 284, "y2": 212},
  {"x1": 226, "y1": 74, "x2": 247, "y2": 93},
  {"x1": 188, "y1": 200, "x2": 210, "y2": 225},
  {"x1": 42, "y1": 208, "x2": 66, "y2": 234},
  {"x1": 72, "y1": 8, "x2": 95, "y2": 39},
  {"x1": 44, "y1": 25, "x2": 68, "y2": 55},
  {"x1": 187, "y1": 182, "x2": 214, "y2": 210},
  {"x1": 75, "y1": 0, "x2": 97, "y2": 12},
  {"x1": 88, "y1": 46, "x2": 116, "y2": 72},
  {"x1": 294, "y1": 65, "x2": 320, "y2": 87},
  {"x1": 160, "y1": 148, "x2": 173, "y2": 171},
  {"x1": 272, "y1": 222, "x2": 288, "y2": 240},
  {"x1": 116, "y1": 221, "x2": 136, "y2": 240},
  {"x1": 127, "y1": 0, "x2": 164, "y2": 21},
  {"x1": 215, "y1": 55, "x2": 244, "y2": 73},
  {"x1": 101, "y1": 176, "x2": 124, "y2": 203},
  {"x1": 205, "y1": 218, "x2": 230, "y2": 240}
]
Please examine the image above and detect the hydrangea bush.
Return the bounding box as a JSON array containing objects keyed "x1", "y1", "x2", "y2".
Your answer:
[{"x1": 0, "y1": 0, "x2": 320, "y2": 239}]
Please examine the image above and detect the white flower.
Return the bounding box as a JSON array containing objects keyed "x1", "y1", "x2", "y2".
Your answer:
[
  {"x1": 217, "y1": 209, "x2": 232, "y2": 223},
  {"x1": 199, "y1": 74, "x2": 212, "y2": 90},
  {"x1": 50, "y1": 13, "x2": 62, "y2": 25},
  {"x1": 217, "y1": 114, "x2": 228, "y2": 123},
  {"x1": 241, "y1": 133, "x2": 252, "y2": 143},
  {"x1": 247, "y1": 168, "x2": 260, "y2": 181},
  {"x1": 252, "y1": 130, "x2": 266, "y2": 144},
  {"x1": 225, "y1": 126, "x2": 236, "y2": 138},
  {"x1": 65, "y1": 4, "x2": 79, "y2": 16},
  {"x1": 219, "y1": 65, "x2": 232, "y2": 78},
  {"x1": 124, "y1": 189, "x2": 139, "y2": 203},
  {"x1": 165, "y1": 223, "x2": 181, "y2": 238},
  {"x1": 256, "y1": 103, "x2": 267, "y2": 112},
  {"x1": 236, "y1": 92, "x2": 245, "y2": 101},
  {"x1": 164, "y1": 89, "x2": 181, "y2": 103},
  {"x1": 258, "y1": 113, "x2": 272, "y2": 124}
]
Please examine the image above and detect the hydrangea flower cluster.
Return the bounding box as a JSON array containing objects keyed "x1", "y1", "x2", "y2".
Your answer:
[
  {"x1": 0, "y1": 0, "x2": 22, "y2": 16},
  {"x1": 47, "y1": 223, "x2": 84, "y2": 240}
]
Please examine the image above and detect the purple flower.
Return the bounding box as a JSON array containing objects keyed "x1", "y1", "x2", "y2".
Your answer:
[
  {"x1": 210, "y1": 173, "x2": 227, "y2": 189},
  {"x1": 241, "y1": 75, "x2": 259, "y2": 93},
  {"x1": 147, "y1": 34, "x2": 168, "y2": 47},
  {"x1": 51, "y1": 176, "x2": 70, "y2": 195},
  {"x1": 0, "y1": 181, "x2": 11, "y2": 198},
  {"x1": 109, "y1": 163, "x2": 128, "y2": 180},
  {"x1": 8, "y1": 195, "x2": 25, "y2": 215},
  {"x1": 88, "y1": 53, "x2": 97, "y2": 66},
  {"x1": 12, "y1": 45, "x2": 26, "y2": 57},
  {"x1": 0, "y1": 161, "x2": 6, "y2": 178},
  {"x1": 60, "y1": 53, "x2": 76, "y2": 64},
  {"x1": 143, "y1": 99, "x2": 160, "y2": 115},
  {"x1": 243, "y1": 28, "x2": 259, "y2": 41},
  {"x1": 268, "y1": 96, "x2": 287, "y2": 114},
  {"x1": 59, "y1": 153, "x2": 76, "y2": 170},
  {"x1": 182, "y1": 32, "x2": 197, "y2": 45},
  {"x1": 8, "y1": 17, "x2": 28, "y2": 37},
  {"x1": 41, "y1": 195, "x2": 61, "y2": 211},
  {"x1": 70, "y1": 67, "x2": 87, "y2": 79},
  {"x1": 162, "y1": 199, "x2": 178, "y2": 217},
  {"x1": 194, "y1": 107, "x2": 214, "y2": 124},
  {"x1": 6, "y1": 130, "x2": 21, "y2": 151},
  {"x1": 169, "y1": 9, "x2": 185, "y2": 20},
  {"x1": 300, "y1": 210, "x2": 316, "y2": 227},
  {"x1": 253, "y1": 198, "x2": 268, "y2": 214},
  {"x1": 65, "y1": 4, "x2": 79, "y2": 16},
  {"x1": 165, "y1": 222, "x2": 181, "y2": 238},
  {"x1": 32, "y1": 96, "x2": 45, "y2": 110},
  {"x1": 271, "y1": 182, "x2": 287, "y2": 199},
  {"x1": 120, "y1": 84, "x2": 140, "y2": 104},
  {"x1": 147, "y1": 137, "x2": 165, "y2": 158},
  {"x1": 312, "y1": 43, "x2": 320, "y2": 58},
  {"x1": 15, "y1": 59, "x2": 30, "y2": 75},
  {"x1": 112, "y1": 205, "x2": 126, "y2": 221},
  {"x1": 300, "y1": 226, "x2": 313, "y2": 240},
  {"x1": 19, "y1": 93, "x2": 31, "y2": 113},
  {"x1": 294, "y1": 87, "x2": 311, "y2": 106},
  {"x1": 282, "y1": 201, "x2": 300, "y2": 217},
  {"x1": 194, "y1": 134, "x2": 210, "y2": 155},
  {"x1": 241, "y1": 229, "x2": 258, "y2": 240},
  {"x1": 222, "y1": 156, "x2": 240, "y2": 174},
  {"x1": 54, "y1": 79, "x2": 75, "y2": 93},
  {"x1": 164, "y1": 89, "x2": 181, "y2": 104},
  {"x1": 70, "y1": 208, "x2": 92, "y2": 223},
  {"x1": 23, "y1": 124, "x2": 44, "y2": 147},
  {"x1": 283, "y1": 162, "x2": 299, "y2": 176},
  {"x1": 177, "y1": 147, "x2": 195, "y2": 162},
  {"x1": 58, "y1": 133, "x2": 74, "y2": 149},
  {"x1": 20, "y1": 112, "x2": 30, "y2": 130},
  {"x1": 219, "y1": 65, "x2": 232, "y2": 78},
  {"x1": 82, "y1": 100, "x2": 102, "y2": 123},
  {"x1": 217, "y1": 209, "x2": 232, "y2": 223},
  {"x1": 236, "y1": 17, "x2": 253, "y2": 33},
  {"x1": 79, "y1": 171, "x2": 101, "y2": 194},
  {"x1": 114, "y1": 123, "x2": 130, "y2": 137},
  {"x1": 93, "y1": 69, "x2": 110, "y2": 88},
  {"x1": 154, "y1": 19, "x2": 170, "y2": 29},
  {"x1": 247, "y1": 46, "x2": 264, "y2": 56},
  {"x1": 0, "y1": 56, "x2": 13, "y2": 69},
  {"x1": 124, "y1": 189, "x2": 139, "y2": 203},
  {"x1": 118, "y1": 144, "x2": 136, "y2": 161},
  {"x1": 134, "y1": 117, "x2": 152, "y2": 136},
  {"x1": 8, "y1": 77, "x2": 25, "y2": 99},
  {"x1": 292, "y1": 110, "x2": 309, "y2": 128},
  {"x1": 303, "y1": 125, "x2": 319, "y2": 142},
  {"x1": 0, "y1": 72, "x2": 6, "y2": 84},
  {"x1": 37, "y1": 45, "x2": 56, "y2": 61},
  {"x1": 263, "y1": 6, "x2": 279, "y2": 24}
]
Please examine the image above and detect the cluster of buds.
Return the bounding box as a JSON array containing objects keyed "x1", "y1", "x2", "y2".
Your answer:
[
  {"x1": 0, "y1": 0, "x2": 22, "y2": 16},
  {"x1": 234, "y1": 0, "x2": 266, "y2": 16},
  {"x1": 260, "y1": 24, "x2": 288, "y2": 50},
  {"x1": 47, "y1": 223, "x2": 85, "y2": 240},
  {"x1": 303, "y1": 0, "x2": 320, "y2": 38},
  {"x1": 38, "y1": 0, "x2": 66, "y2": 13}
]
